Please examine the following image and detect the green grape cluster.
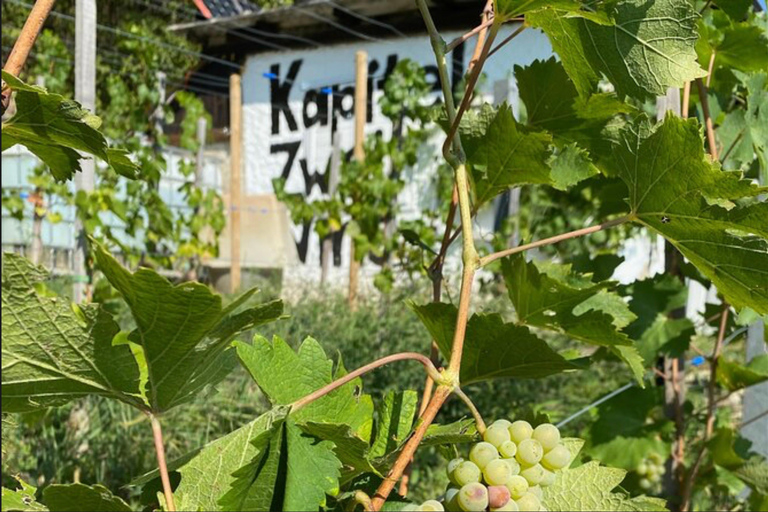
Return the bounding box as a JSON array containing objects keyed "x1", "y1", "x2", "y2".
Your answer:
[
  {"x1": 408, "y1": 419, "x2": 571, "y2": 511},
  {"x1": 636, "y1": 453, "x2": 664, "y2": 491}
]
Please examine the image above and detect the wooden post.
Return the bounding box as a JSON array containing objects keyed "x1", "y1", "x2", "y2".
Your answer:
[
  {"x1": 229, "y1": 73, "x2": 242, "y2": 294},
  {"x1": 348, "y1": 50, "x2": 367, "y2": 309},
  {"x1": 73, "y1": 0, "x2": 96, "y2": 303}
]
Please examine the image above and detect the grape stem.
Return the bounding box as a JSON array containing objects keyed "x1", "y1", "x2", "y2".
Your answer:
[
  {"x1": 455, "y1": 387, "x2": 486, "y2": 434},
  {"x1": 349, "y1": 491, "x2": 373, "y2": 512},
  {"x1": 478, "y1": 215, "x2": 632, "y2": 267},
  {"x1": 150, "y1": 414, "x2": 177, "y2": 512},
  {"x1": 680, "y1": 304, "x2": 729, "y2": 512},
  {"x1": 289, "y1": 352, "x2": 442, "y2": 413},
  {"x1": 1, "y1": 0, "x2": 57, "y2": 113}
]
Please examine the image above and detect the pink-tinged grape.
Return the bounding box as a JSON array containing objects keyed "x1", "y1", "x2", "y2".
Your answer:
[
  {"x1": 421, "y1": 500, "x2": 445, "y2": 511},
  {"x1": 453, "y1": 460, "x2": 482, "y2": 486},
  {"x1": 505, "y1": 475, "x2": 529, "y2": 499},
  {"x1": 503, "y1": 457, "x2": 521, "y2": 475},
  {"x1": 509, "y1": 421, "x2": 533, "y2": 444},
  {"x1": 527, "y1": 485, "x2": 542, "y2": 499},
  {"x1": 488, "y1": 485, "x2": 512, "y2": 508},
  {"x1": 539, "y1": 468, "x2": 556, "y2": 487},
  {"x1": 469, "y1": 441, "x2": 499, "y2": 469},
  {"x1": 447, "y1": 457, "x2": 465, "y2": 484},
  {"x1": 520, "y1": 464, "x2": 545, "y2": 486},
  {"x1": 515, "y1": 439, "x2": 543, "y2": 466},
  {"x1": 484, "y1": 423, "x2": 512, "y2": 448},
  {"x1": 541, "y1": 444, "x2": 570, "y2": 470},
  {"x1": 458, "y1": 482, "x2": 488, "y2": 512},
  {"x1": 514, "y1": 492, "x2": 541, "y2": 512},
  {"x1": 484, "y1": 459, "x2": 513, "y2": 486},
  {"x1": 444, "y1": 487, "x2": 461, "y2": 512},
  {"x1": 499, "y1": 441, "x2": 518, "y2": 459},
  {"x1": 532, "y1": 424, "x2": 560, "y2": 452},
  {"x1": 491, "y1": 500, "x2": 520, "y2": 511}
]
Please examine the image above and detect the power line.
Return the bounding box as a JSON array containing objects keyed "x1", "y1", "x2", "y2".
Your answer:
[
  {"x1": 293, "y1": 6, "x2": 380, "y2": 42},
  {"x1": 323, "y1": 0, "x2": 406, "y2": 37},
  {"x1": 6, "y1": 0, "x2": 242, "y2": 70}
]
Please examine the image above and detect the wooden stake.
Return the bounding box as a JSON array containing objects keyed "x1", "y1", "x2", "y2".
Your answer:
[
  {"x1": 348, "y1": 50, "x2": 367, "y2": 309},
  {"x1": 229, "y1": 73, "x2": 242, "y2": 294}
]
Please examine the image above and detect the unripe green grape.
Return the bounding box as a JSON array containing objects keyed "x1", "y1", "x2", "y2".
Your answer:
[
  {"x1": 649, "y1": 472, "x2": 661, "y2": 483},
  {"x1": 485, "y1": 423, "x2": 513, "y2": 448},
  {"x1": 516, "y1": 439, "x2": 543, "y2": 466},
  {"x1": 458, "y1": 482, "x2": 488, "y2": 512},
  {"x1": 470, "y1": 441, "x2": 499, "y2": 469},
  {"x1": 541, "y1": 444, "x2": 570, "y2": 470},
  {"x1": 444, "y1": 487, "x2": 461, "y2": 512},
  {"x1": 639, "y1": 478, "x2": 652, "y2": 490},
  {"x1": 491, "y1": 500, "x2": 520, "y2": 511},
  {"x1": 532, "y1": 424, "x2": 560, "y2": 452},
  {"x1": 447, "y1": 458, "x2": 465, "y2": 484},
  {"x1": 637, "y1": 462, "x2": 648, "y2": 475},
  {"x1": 505, "y1": 475, "x2": 529, "y2": 499},
  {"x1": 539, "y1": 468, "x2": 556, "y2": 487},
  {"x1": 528, "y1": 485, "x2": 543, "y2": 499},
  {"x1": 493, "y1": 419, "x2": 513, "y2": 429},
  {"x1": 488, "y1": 485, "x2": 511, "y2": 509},
  {"x1": 509, "y1": 421, "x2": 534, "y2": 444},
  {"x1": 454, "y1": 460, "x2": 482, "y2": 486},
  {"x1": 500, "y1": 441, "x2": 518, "y2": 459},
  {"x1": 515, "y1": 492, "x2": 541, "y2": 512},
  {"x1": 421, "y1": 500, "x2": 445, "y2": 511},
  {"x1": 402, "y1": 505, "x2": 421, "y2": 511},
  {"x1": 503, "y1": 457, "x2": 521, "y2": 475},
  {"x1": 484, "y1": 459, "x2": 513, "y2": 486},
  {"x1": 520, "y1": 464, "x2": 545, "y2": 486}
]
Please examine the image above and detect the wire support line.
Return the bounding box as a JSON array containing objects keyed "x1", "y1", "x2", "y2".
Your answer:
[
  {"x1": 322, "y1": 0, "x2": 406, "y2": 37},
  {"x1": 556, "y1": 382, "x2": 636, "y2": 428},
  {"x1": 5, "y1": 0, "x2": 242, "y2": 70},
  {"x1": 293, "y1": 6, "x2": 380, "y2": 42}
]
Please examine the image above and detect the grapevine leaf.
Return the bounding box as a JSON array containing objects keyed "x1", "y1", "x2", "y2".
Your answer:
[
  {"x1": 494, "y1": 0, "x2": 580, "y2": 20},
  {"x1": 1, "y1": 252, "x2": 143, "y2": 412},
  {"x1": 588, "y1": 436, "x2": 670, "y2": 471},
  {"x1": 714, "y1": 0, "x2": 752, "y2": 20},
  {"x1": 93, "y1": 243, "x2": 284, "y2": 412},
  {"x1": 300, "y1": 422, "x2": 380, "y2": 481},
  {"x1": 220, "y1": 418, "x2": 342, "y2": 512},
  {"x1": 1, "y1": 71, "x2": 139, "y2": 181},
  {"x1": 501, "y1": 255, "x2": 645, "y2": 383},
  {"x1": 1, "y1": 478, "x2": 47, "y2": 512},
  {"x1": 605, "y1": 115, "x2": 768, "y2": 314},
  {"x1": 709, "y1": 428, "x2": 768, "y2": 494},
  {"x1": 528, "y1": 0, "x2": 706, "y2": 100},
  {"x1": 718, "y1": 72, "x2": 768, "y2": 172},
  {"x1": 369, "y1": 391, "x2": 419, "y2": 459},
  {"x1": 234, "y1": 335, "x2": 374, "y2": 439},
  {"x1": 41, "y1": 484, "x2": 130, "y2": 512},
  {"x1": 543, "y1": 441, "x2": 668, "y2": 511},
  {"x1": 717, "y1": 354, "x2": 768, "y2": 391},
  {"x1": 591, "y1": 387, "x2": 665, "y2": 444},
  {"x1": 459, "y1": 104, "x2": 553, "y2": 206},
  {"x1": 548, "y1": 144, "x2": 600, "y2": 191},
  {"x1": 411, "y1": 302, "x2": 583, "y2": 385}
]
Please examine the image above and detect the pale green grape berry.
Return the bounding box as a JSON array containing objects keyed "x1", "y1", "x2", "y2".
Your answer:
[
  {"x1": 493, "y1": 419, "x2": 513, "y2": 429},
  {"x1": 649, "y1": 472, "x2": 661, "y2": 483},
  {"x1": 402, "y1": 505, "x2": 421, "y2": 511},
  {"x1": 505, "y1": 475, "x2": 529, "y2": 499},
  {"x1": 539, "y1": 468, "x2": 556, "y2": 487},
  {"x1": 488, "y1": 485, "x2": 511, "y2": 509},
  {"x1": 484, "y1": 459, "x2": 513, "y2": 486},
  {"x1": 499, "y1": 441, "x2": 518, "y2": 459},
  {"x1": 509, "y1": 421, "x2": 534, "y2": 444},
  {"x1": 637, "y1": 462, "x2": 648, "y2": 475},
  {"x1": 515, "y1": 439, "x2": 543, "y2": 466},
  {"x1": 458, "y1": 482, "x2": 488, "y2": 512},
  {"x1": 447, "y1": 457, "x2": 465, "y2": 484},
  {"x1": 491, "y1": 500, "x2": 520, "y2": 511},
  {"x1": 527, "y1": 485, "x2": 543, "y2": 499},
  {"x1": 421, "y1": 500, "x2": 445, "y2": 511},
  {"x1": 520, "y1": 464, "x2": 545, "y2": 486},
  {"x1": 639, "y1": 478, "x2": 652, "y2": 490},
  {"x1": 485, "y1": 423, "x2": 512, "y2": 448},
  {"x1": 503, "y1": 457, "x2": 521, "y2": 476},
  {"x1": 532, "y1": 424, "x2": 560, "y2": 452},
  {"x1": 470, "y1": 441, "x2": 499, "y2": 469},
  {"x1": 444, "y1": 487, "x2": 461, "y2": 512},
  {"x1": 541, "y1": 444, "x2": 570, "y2": 470},
  {"x1": 515, "y1": 492, "x2": 541, "y2": 512},
  {"x1": 454, "y1": 460, "x2": 482, "y2": 486}
]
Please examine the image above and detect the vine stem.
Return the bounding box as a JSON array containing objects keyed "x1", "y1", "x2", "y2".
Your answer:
[
  {"x1": 695, "y1": 78, "x2": 719, "y2": 160},
  {"x1": 454, "y1": 387, "x2": 486, "y2": 434},
  {"x1": 150, "y1": 415, "x2": 177, "y2": 512},
  {"x1": 487, "y1": 23, "x2": 527, "y2": 58},
  {"x1": 1, "y1": 0, "x2": 56, "y2": 111},
  {"x1": 680, "y1": 304, "x2": 729, "y2": 512},
  {"x1": 479, "y1": 215, "x2": 632, "y2": 267},
  {"x1": 289, "y1": 352, "x2": 441, "y2": 413}
]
